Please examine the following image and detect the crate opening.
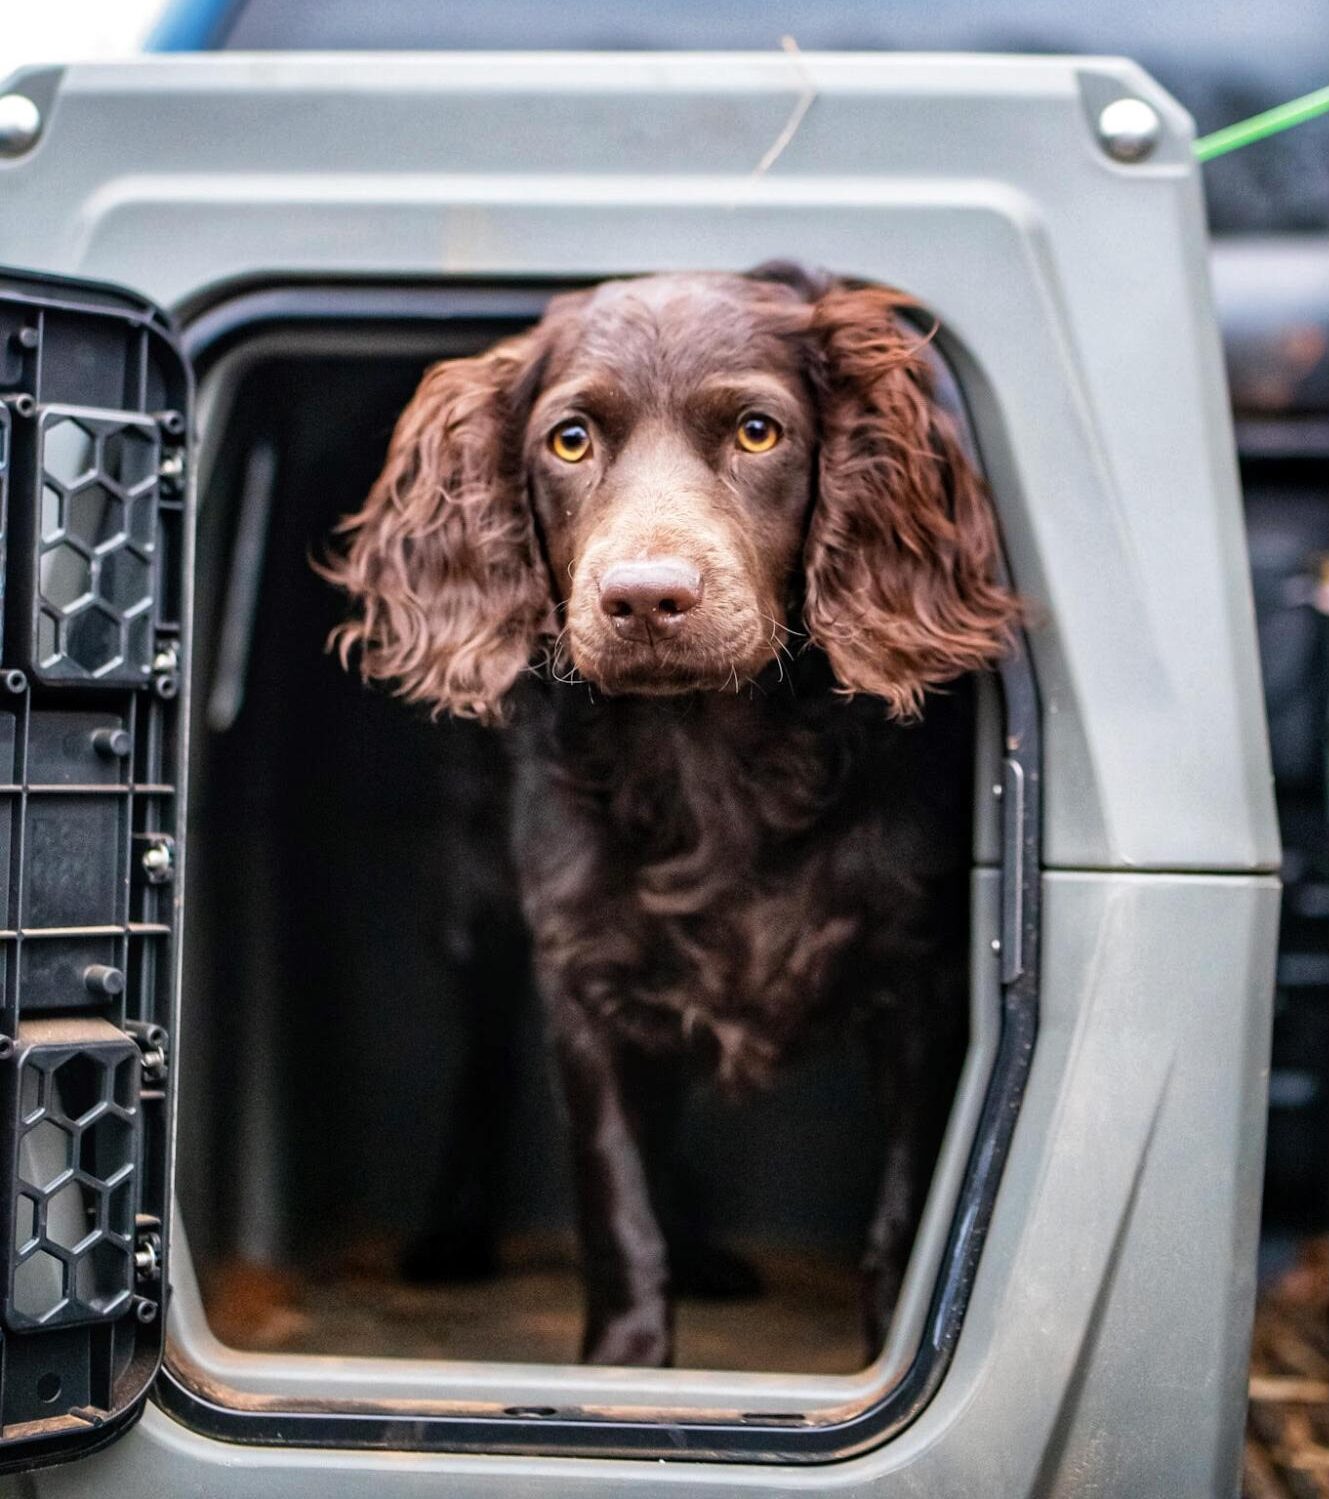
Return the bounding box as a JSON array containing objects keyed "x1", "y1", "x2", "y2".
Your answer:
[{"x1": 177, "y1": 290, "x2": 1008, "y2": 1392}]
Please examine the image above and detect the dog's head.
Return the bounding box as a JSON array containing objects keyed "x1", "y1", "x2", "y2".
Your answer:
[{"x1": 326, "y1": 270, "x2": 1017, "y2": 720}]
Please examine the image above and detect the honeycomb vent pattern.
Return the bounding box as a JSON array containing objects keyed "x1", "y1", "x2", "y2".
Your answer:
[
  {"x1": 36, "y1": 410, "x2": 159, "y2": 683},
  {"x1": 7, "y1": 1043, "x2": 139, "y2": 1330}
]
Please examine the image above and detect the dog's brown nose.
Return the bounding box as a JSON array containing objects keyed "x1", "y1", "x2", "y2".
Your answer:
[{"x1": 599, "y1": 559, "x2": 703, "y2": 637}]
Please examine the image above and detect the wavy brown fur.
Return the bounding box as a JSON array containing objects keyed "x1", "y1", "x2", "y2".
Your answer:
[
  {"x1": 324, "y1": 269, "x2": 1018, "y2": 1367},
  {"x1": 804, "y1": 285, "x2": 1019, "y2": 717},
  {"x1": 322, "y1": 330, "x2": 555, "y2": 722}
]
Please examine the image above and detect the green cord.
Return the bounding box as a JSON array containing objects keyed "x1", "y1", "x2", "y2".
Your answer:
[{"x1": 1194, "y1": 83, "x2": 1329, "y2": 161}]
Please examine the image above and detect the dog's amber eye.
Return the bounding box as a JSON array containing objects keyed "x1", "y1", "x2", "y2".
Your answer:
[
  {"x1": 549, "y1": 420, "x2": 592, "y2": 463},
  {"x1": 736, "y1": 413, "x2": 781, "y2": 454}
]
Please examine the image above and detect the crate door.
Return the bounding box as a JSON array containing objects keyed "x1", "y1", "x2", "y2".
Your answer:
[{"x1": 0, "y1": 267, "x2": 189, "y2": 1471}]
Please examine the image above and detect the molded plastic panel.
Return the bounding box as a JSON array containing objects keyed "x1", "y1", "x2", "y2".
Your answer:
[
  {"x1": 0, "y1": 51, "x2": 1280, "y2": 1495},
  {"x1": 0, "y1": 268, "x2": 188, "y2": 1468},
  {"x1": 0, "y1": 51, "x2": 1280, "y2": 870}
]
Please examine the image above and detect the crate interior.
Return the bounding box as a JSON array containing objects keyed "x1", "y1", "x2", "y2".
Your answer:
[{"x1": 177, "y1": 314, "x2": 977, "y2": 1373}]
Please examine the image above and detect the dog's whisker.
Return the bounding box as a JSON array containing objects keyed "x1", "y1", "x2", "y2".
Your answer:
[{"x1": 756, "y1": 610, "x2": 799, "y2": 662}]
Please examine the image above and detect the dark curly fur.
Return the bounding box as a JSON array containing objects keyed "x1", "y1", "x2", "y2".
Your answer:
[{"x1": 324, "y1": 269, "x2": 1016, "y2": 1367}]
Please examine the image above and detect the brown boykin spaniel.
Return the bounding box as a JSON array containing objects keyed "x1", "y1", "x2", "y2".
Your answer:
[{"x1": 325, "y1": 266, "x2": 1017, "y2": 1366}]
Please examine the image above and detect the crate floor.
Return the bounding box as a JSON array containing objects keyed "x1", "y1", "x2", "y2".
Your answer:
[
  {"x1": 201, "y1": 1237, "x2": 867, "y2": 1374},
  {"x1": 200, "y1": 1232, "x2": 1329, "y2": 1485}
]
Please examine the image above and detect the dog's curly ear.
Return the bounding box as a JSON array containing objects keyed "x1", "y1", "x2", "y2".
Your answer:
[
  {"x1": 803, "y1": 285, "x2": 1019, "y2": 717},
  {"x1": 321, "y1": 330, "x2": 554, "y2": 723}
]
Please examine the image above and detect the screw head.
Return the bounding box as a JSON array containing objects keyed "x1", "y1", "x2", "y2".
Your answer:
[
  {"x1": 134, "y1": 1233, "x2": 162, "y2": 1280},
  {"x1": 0, "y1": 95, "x2": 42, "y2": 157},
  {"x1": 142, "y1": 841, "x2": 174, "y2": 882},
  {"x1": 1098, "y1": 98, "x2": 1162, "y2": 163}
]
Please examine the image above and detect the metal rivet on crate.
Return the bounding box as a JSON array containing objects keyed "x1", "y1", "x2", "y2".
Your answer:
[
  {"x1": 158, "y1": 450, "x2": 185, "y2": 485},
  {"x1": 0, "y1": 95, "x2": 42, "y2": 157},
  {"x1": 138, "y1": 1042, "x2": 166, "y2": 1077},
  {"x1": 134, "y1": 1233, "x2": 162, "y2": 1281},
  {"x1": 155, "y1": 410, "x2": 185, "y2": 437},
  {"x1": 4, "y1": 393, "x2": 35, "y2": 419},
  {"x1": 151, "y1": 643, "x2": 180, "y2": 698},
  {"x1": 1, "y1": 669, "x2": 27, "y2": 694},
  {"x1": 132, "y1": 1297, "x2": 158, "y2": 1324},
  {"x1": 91, "y1": 727, "x2": 133, "y2": 759},
  {"x1": 83, "y1": 964, "x2": 126, "y2": 998},
  {"x1": 0, "y1": 1036, "x2": 13, "y2": 1061},
  {"x1": 13, "y1": 326, "x2": 39, "y2": 350},
  {"x1": 1097, "y1": 98, "x2": 1162, "y2": 163},
  {"x1": 128, "y1": 1020, "x2": 168, "y2": 1079},
  {"x1": 141, "y1": 840, "x2": 174, "y2": 882}
]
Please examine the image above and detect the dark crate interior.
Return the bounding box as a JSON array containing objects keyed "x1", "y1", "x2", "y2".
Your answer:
[
  {"x1": 177, "y1": 318, "x2": 975, "y2": 1371},
  {"x1": 1244, "y1": 453, "x2": 1329, "y2": 1235}
]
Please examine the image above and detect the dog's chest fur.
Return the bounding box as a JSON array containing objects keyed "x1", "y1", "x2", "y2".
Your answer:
[{"x1": 511, "y1": 665, "x2": 972, "y2": 1087}]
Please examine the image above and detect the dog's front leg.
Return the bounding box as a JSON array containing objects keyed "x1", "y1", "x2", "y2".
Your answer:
[{"x1": 552, "y1": 1007, "x2": 672, "y2": 1367}]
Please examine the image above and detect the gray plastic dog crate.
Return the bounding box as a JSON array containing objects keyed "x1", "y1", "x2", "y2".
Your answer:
[{"x1": 0, "y1": 51, "x2": 1277, "y2": 1499}]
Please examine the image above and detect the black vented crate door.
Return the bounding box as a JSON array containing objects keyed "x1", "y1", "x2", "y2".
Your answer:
[{"x1": 0, "y1": 268, "x2": 188, "y2": 1470}]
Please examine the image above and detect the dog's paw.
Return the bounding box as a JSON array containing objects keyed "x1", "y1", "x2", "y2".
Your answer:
[{"x1": 582, "y1": 1307, "x2": 673, "y2": 1367}]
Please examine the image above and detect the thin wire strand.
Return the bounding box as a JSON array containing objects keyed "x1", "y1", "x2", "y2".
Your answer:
[
  {"x1": 1195, "y1": 83, "x2": 1329, "y2": 162},
  {"x1": 751, "y1": 36, "x2": 818, "y2": 178}
]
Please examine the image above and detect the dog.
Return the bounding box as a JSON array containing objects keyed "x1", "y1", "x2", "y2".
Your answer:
[{"x1": 324, "y1": 265, "x2": 1017, "y2": 1366}]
